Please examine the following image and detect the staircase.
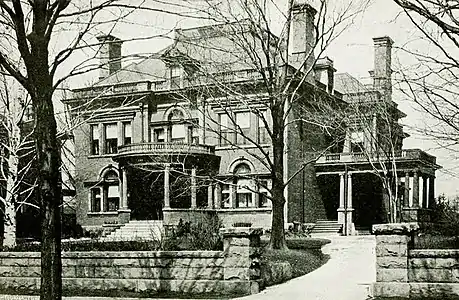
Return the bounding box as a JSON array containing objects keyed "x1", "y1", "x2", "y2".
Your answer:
[
  {"x1": 102, "y1": 220, "x2": 164, "y2": 241},
  {"x1": 310, "y1": 220, "x2": 342, "y2": 236},
  {"x1": 355, "y1": 225, "x2": 372, "y2": 236}
]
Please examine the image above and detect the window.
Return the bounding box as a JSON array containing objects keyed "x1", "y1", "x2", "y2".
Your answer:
[
  {"x1": 236, "y1": 112, "x2": 250, "y2": 144},
  {"x1": 90, "y1": 124, "x2": 100, "y2": 155},
  {"x1": 170, "y1": 66, "x2": 182, "y2": 89},
  {"x1": 350, "y1": 131, "x2": 364, "y2": 152},
  {"x1": 106, "y1": 185, "x2": 120, "y2": 212},
  {"x1": 259, "y1": 180, "x2": 272, "y2": 207},
  {"x1": 233, "y1": 163, "x2": 254, "y2": 208},
  {"x1": 123, "y1": 122, "x2": 132, "y2": 145},
  {"x1": 89, "y1": 170, "x2": 120, "y2": 213},
  {"x1": 104, "y1": 123, "x2": 118, "y2": 154},
  {"x1": 219, "y1": 114, "x2": 231, "y2": 146},
  {"x1": 222, "y1": 184, "x2": 231, "y2": 208},
  {"x1": 258, "y1": 111, "x2": 269, "y2": 144},
  {"x1": 153, "y1": 128, "x2": 165, "y2": 142},
  {"x1": 90, "y1": 188, "x2": 101, "y2": 212},
  {"x1": 171, "y1": 124, "x2": 186, "y2": 143}
]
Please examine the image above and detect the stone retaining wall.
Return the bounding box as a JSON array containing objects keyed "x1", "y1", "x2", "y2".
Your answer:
[
  {"x1": 372, "y1": 223, "x2": 459, "y2": 299},
  {"x1": 0, "y1": 228, "x2": 262, "y2": 297}
]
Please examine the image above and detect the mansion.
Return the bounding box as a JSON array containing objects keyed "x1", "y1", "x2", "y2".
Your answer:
[{"x1": 65, "y1": 2, "x2": 441, "y2": 235}]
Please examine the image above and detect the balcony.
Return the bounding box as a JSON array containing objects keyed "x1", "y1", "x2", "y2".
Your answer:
[
  {"x1": 316, "y1": 149, "x2": 437, "y2": 166},
  {"x1": 117, "y1": 142, "x2": 215, "y2": 157}
]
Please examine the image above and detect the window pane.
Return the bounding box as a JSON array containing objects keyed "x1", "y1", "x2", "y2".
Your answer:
[
  {"x1": 154, "y1": 128, "x2": 165, "y2": 142},
  {"x1": 236, "y1": 112, "x2": 250, "y2": 128},
  {"x1": 108, "y1": 185, "x2": 119, "y2": 197},
  {"x1": 172, "y1": 124, "x2": 186, "y2": 139},
  {"x1": 220, "y1": 114, "x2": 229, "y2": 129},
  {"x1": 91, "y1": 125, "x2": 99, "y2": 140},
  {"x1": 124, "y1": 122, "x2": 132, "y2": 138},
  {"x1": 105, "y1": 123, "x2": 117, "y2": 139}
]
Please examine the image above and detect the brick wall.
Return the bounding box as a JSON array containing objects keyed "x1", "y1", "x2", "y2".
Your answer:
[{"x1": 0, "y1": 228, "x2": 262, "y2": 297}]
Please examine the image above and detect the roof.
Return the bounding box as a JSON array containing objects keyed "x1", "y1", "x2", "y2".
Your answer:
[{"x1": 334, "y1": 72, "x2": 371, "y2": 95}]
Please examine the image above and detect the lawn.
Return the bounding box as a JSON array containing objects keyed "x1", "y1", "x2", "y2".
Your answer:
[{"x1": 260, "y1": 237, "x2": 330, "y2": 285}]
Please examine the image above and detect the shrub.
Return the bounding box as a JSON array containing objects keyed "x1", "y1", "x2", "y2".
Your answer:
[{"x1": 163, "y1": 213, "x2": 223, "y2": 251}]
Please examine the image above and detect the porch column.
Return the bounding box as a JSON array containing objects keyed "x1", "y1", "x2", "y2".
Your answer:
[
  {"x1": 121, "y1": 167, "x2": 128, "y2": 209},
  {"x1": 412, "y1": 170, "x2": 420, "y2": 207},
  {"x1": 347, "y1": 173, "x2": 353, "y2": 209},
  {"x1": 404, "y1": 172, "x2": 410, "y2": 207},
  {"x1": 164, "y1": 164, "x2": 170, "y2": 208},
  {"x1": 215, "y1": 183, "x2": 222, "y2": 209},
  {"x1": 422, "y1": 176, "x2": 428, "y2": 208},
  {"x1": 337, "y1": 173, "x2": 345, "y2": 224},
  {"x1": 429, "y1": 176, "x2": 435, "y2": 208},
  {"x1": 345, "y1": 173, "x2": 355, "y2": 236},
  {"x1": 191, "y1": 168, "x2": 197, "y2": 208},
  {"x1": 207, "y1": 182, "x2": 213, "y2": 208}
]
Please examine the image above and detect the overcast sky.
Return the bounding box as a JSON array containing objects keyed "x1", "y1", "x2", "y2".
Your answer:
[{"x1": 63, "y1": 0, "x2": 458, "y2": 197}]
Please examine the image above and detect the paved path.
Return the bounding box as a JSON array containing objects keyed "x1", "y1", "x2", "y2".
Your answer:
[
  {"x1": 0, "y1": 236, "x2": 376, "y2": 300},
  {"x1": 235, "y1": 235, "x2": 376, "y2": 300}
]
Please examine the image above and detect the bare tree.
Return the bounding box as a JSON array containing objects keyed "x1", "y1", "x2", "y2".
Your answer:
[
  {"x1": 0, "y1": 1, "x2": 212, "y2": 299},
  {"x1": 0, "y1": 76, "x2": 36, "y2": 248},
  {"x1": 392, "y1": 0, "x2": 459, "y2": 151},
  {"x1": 158, "y1": 0, "x2": 369, "y2": 248}
]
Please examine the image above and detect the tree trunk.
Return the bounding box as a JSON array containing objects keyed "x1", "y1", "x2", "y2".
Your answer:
[
  {"x1": 3, "y1": 146, "x2": 18, "y2": 248},
  {"x1": 268, "y1": 99, "x2": 287, "y2": 250},
  {"x1": 3, "y1": 106, "x2": 20, "y2": 248},
  {"x1": 33, "y1": 93, "x2": 62, "y2": 300}
]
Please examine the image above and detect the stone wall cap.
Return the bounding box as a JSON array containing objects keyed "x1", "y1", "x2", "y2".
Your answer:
[
  {"x1": 220, "y1": 227, "x2": 263, "y2": 237},
  {"x1": 372, "y1": 223, "x2": 420, "y2": 235},
  {"x1": 410, "y1": 249, "x2": 459, "y2": 258}
]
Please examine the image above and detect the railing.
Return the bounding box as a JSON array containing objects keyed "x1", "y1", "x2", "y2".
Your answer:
[
  {"x1": 117, "y1": 142, "x2": 215, "y2": 156},
  {"x1": 317, "y1": 149, "x2": 437, "y2": 165}
]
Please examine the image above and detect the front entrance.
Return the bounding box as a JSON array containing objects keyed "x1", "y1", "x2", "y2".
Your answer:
[{"x1": 128, "y1": 168, "x2": 164, "y2": 220}]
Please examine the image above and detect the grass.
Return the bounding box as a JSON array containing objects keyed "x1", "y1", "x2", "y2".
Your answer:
[{"x1": 261, "y1": 246, "x2": 329, "y2": 278}]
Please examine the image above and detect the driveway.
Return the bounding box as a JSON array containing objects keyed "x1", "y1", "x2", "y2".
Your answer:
[{"x1": 235, "y1": 235, "x2": 376, "y2": 300}]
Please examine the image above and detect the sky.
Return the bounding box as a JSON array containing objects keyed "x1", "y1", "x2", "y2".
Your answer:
[{"x1": 60, "y1": 0, "x2": 458, "y2": 198}]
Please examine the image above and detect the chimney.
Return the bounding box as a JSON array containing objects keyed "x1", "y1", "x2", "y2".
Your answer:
[
  {"x1": 372, "y1": 36, "x2": 393, "y2": 101},
  {"x1": 97, "y1": 34, "x2": 123, "y2": 80},
  {"x1": 290, "y1": 1, "x2": 316, "y2": 84},
  {"x1": 314, "y1": 57, "x2": 335, "y2": 94}
]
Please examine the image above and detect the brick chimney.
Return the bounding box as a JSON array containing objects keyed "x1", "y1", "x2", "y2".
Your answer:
[
  {"x1": 372, "y1": 36, "x2": 393, "y2": 101},
  {"x1": 290, "y1": 1, "x2": 316, "y2": 84},
  {"x1": 314, "y1": 57, "x2": 335, "y2": 94},
  {"x1": 97, "y1": 35, "x2": 123, "y2": 80}
]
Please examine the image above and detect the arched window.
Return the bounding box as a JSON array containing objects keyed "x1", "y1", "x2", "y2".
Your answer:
[
  {"x1": 234, "y1": 163, "x2": 254, "y2": 208},
  {"x1": 89, "y1": 169, "x2": 120, "y2": 212}
]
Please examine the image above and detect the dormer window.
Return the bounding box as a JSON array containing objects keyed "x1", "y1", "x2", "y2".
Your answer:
[{"x1": 170, "y1": 66, "x2": 182, "y2": 89}]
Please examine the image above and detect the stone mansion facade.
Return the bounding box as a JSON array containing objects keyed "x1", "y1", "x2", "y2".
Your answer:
[{"x1": 65, "y1": 3, "x2": 441, "y2": 234}]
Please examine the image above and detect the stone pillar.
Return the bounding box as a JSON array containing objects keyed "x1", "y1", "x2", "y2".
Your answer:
[
  {"x1": 372, "y1": 223, "x2": 420, "y2": 299},
  {"x1": 230, "y1": 183, "x2": 237, "y2": 209},
  {"x1": 191, "y1": 168, "x2": 197, "y2": 208},
  {"x1": 412, "y1": 170, "x2": 420, "y2": 207},
  {"x1": 215, "y1": 183, "x2": 222, "y2": 209},
  {"x1": 337, "y1": 173, "x2": 346, "y2": 224},
  {"x1": 220, "y1": 227, "x2": 262, "y2": 295},
  {"x1": 254, "y1": 180, "x2": 260, "y2": 208},
  {"x1": 404, "y1": 172, "x2": 410, "y2": 207},
  {"x1": 429, "y1": 176, "x2": 435, "y2": 208},
  {"x1": 121, "y1": 168, "x2": 128, "y2": 209},
  {"x1": 207, "y1": 183, "x2": 213, "y2": 208},
  {"x1": 164, "y1": 164, "x2": 170, "y2": 208}
]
